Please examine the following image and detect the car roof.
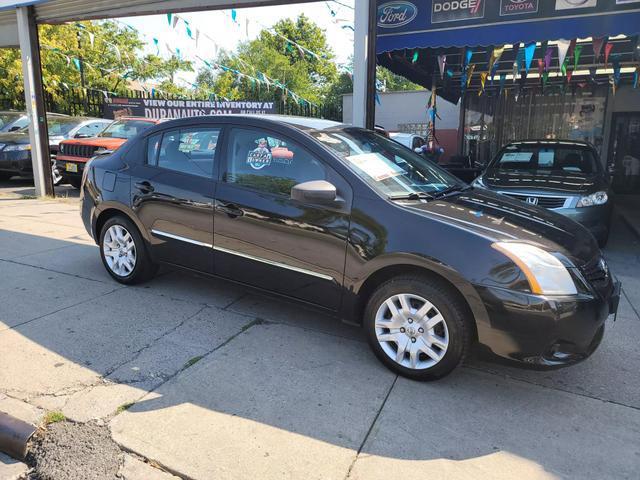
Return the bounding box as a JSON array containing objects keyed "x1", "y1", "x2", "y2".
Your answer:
[
  {"x1": 506, "y1": 139, "x2": 593, "y2": 148},
  {"x1": 114, "y1": 117, "x2": 163, "y2": 123},
  {"x1": 142, "y1": 114, "x2": 345, "y2": 133}
]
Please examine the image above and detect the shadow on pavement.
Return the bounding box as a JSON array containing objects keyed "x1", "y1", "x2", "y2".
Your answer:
[{"x1": 1, "y1": 219, "x2": 639, "y2": 479}]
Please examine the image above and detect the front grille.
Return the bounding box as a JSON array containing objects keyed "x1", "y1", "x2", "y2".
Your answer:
[
  {"x1": 61, "y1": 144, "x2": 98, "y2": 158},
  {"x1": 502, "y1": 192, "x2": 567, "y2": 209}
]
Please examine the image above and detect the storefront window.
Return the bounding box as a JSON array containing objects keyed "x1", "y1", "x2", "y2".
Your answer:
[{"x1": 463, "y1": 86, "x2": 607, "y2": 164}]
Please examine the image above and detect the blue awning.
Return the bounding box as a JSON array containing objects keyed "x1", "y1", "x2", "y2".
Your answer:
[{"x1": 377, "y1": 0, "x2": 640, "y2": 53}]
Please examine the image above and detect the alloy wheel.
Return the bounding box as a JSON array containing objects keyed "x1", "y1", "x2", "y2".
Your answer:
[
  {"x1": 374, "y1": 293, "x2": 449, "y2": 370},
  {"x1": 51, "y1": 165, "x2": 63, "y2": 186},
  {"x1": 102, "y1": 224, "x2": 137, "y2": 277}
]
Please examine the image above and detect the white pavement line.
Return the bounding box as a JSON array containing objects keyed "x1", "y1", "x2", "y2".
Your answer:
[
  {"x1": 344, "y1": 375, "x2": 399, "y2": 480},
  {"x1": 464, "y1": 364, "x2": 640, "y2": 412},
  {"x1": 0, "y1": 285, "x2": 126, "y2": 334}
]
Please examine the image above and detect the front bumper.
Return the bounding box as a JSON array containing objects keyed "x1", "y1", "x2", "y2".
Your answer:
[
  {"x1": 556, "y1": 204, "x2": 612, "y2": 241},
  {"x1": 55, "y1": 159, "x2": 86, "y2": 179},
  {"x1": 0, "y1": 150, "x2": 32, "y2": 175},
  {"x1": 475, "y1": 279, "x2": 620, "y2": 368}
]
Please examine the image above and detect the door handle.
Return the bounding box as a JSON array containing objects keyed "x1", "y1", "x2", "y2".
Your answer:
[
  {"x1": 215, "y1": 201, "x2": 243, "y2": 218},
  {"x1": 135, "y1": 181, "x2": 154, "y2": 194}
]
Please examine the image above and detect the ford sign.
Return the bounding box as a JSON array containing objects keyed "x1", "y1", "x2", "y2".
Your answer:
[{"x1": 378, "y1": 1, "x2": 418, "y2": 28}]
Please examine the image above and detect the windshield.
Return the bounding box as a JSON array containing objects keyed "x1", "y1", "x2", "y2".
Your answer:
[
  {"x1": 46, "y1": 116, "x2": 81, "y2": 136},
  {"x1": 0, "y1": 112, "x2": 20, "y2": 127},
  {"x1": 100, "y1": 119, "x2": 154, "y2": 139},
  {"x1": 491, "y1": 144, "x2": 600, "y2": 175},
  {"x1": 310, "y1": 127, "x2": 461, "y2": 198}
]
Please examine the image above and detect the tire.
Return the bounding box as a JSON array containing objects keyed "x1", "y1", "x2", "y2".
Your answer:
[
  {"x1": 68, "y1": 177, "x2": 82, "y2": 189},
  {"x1": 99, "y1": 215, "x2": 158, "y2": 284},
  {"x1": 364, "y1": 275, "x2": 474, "y2": 381},
  {"x1": 0, "y1": 172, "x2": 13, "y2": 181}
]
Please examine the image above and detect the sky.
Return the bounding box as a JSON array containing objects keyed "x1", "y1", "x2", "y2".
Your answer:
[{"x1": 121, "y1": 1, "x2": 355, "y2": 86}]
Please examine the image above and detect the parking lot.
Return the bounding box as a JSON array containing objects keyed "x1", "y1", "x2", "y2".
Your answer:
[{"x1": 1, "y1": 182, "x2": 639, "y2": 480}]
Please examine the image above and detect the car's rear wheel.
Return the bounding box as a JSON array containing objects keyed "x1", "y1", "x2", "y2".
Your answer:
[
  {"x1": 68, "y1": 177, "x2": 82, "y2": 189},
  {"x1": 364, "y1": 275, "x2": 473, "y2": 381},
  {"x1": 0, "y1": 172, "x2": 12, "y2": 181},
  {"x1": 99, "y1": 216, "x2": 158, "y2": 284}
]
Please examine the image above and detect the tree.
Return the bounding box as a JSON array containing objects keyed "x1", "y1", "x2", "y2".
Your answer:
[
  {"x1": 0, "y1": 20, "x2": 195, "y2": 111},
  {"x1": 195, "y1": 14, "x2": 338, "y2": 107}
]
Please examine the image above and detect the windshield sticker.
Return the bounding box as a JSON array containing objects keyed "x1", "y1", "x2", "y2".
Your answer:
[
  {"x1": 346, "y1": 153, "x2": 406, "y2": 181},
  {"x1": 501, "y1": 152, "x2": 533, "y2": 162},
  {"x1": 247, "y1": 138, "x2": 272, "y2": 170},
  {"x1": 271, "y1": 146, "x2": 295, "y2": 166}
]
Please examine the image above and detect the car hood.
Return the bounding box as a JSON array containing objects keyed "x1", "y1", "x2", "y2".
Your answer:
[
  {"x1": 61, "y1": 137, "x2": 127, "y2": 149},
  {"x1": 0, "y1": 131, "x2": 30, "y2": 145},
  {"x1": 481, "y1": 170, "x2": 602, "y2": 194},
  {"x1": 402, "y1": 188, "x2": 598, "y2": 267}
]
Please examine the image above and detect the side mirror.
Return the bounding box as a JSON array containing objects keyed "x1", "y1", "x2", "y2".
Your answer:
[
  {"x1": 8, "y1": 126, "x2": 20, "y2": 132},
  {"x1": 414, "y1": 147, "x2": 423, "y2": 154},
  {"x1": 291, "y1": 180, "x2": 338, "y2": 205}
]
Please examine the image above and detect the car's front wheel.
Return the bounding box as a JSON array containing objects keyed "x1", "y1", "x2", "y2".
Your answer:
[
  {"x1": 99, "y1": 215, "x2": 158, "y2": 284},
  {"x1": 364, "y1": 275, "x2": 473, "y2": 381}
]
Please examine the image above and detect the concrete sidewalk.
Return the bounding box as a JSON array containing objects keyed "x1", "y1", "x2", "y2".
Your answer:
[{"x1": 1, "y1": 195, "x2": 639, "y2": 480}]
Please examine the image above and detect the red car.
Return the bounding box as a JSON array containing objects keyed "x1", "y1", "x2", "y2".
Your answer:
[{"x1": 57, "y1": 117, "x2": 161, "y2": 187}]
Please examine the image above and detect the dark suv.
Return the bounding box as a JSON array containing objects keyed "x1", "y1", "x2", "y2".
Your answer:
[
  {"x1": 473, "y1": 140, "x2": 613, "y2": 246},
  {"x1": 80, "y1": 116, "x2": 620, "y2": 381}
]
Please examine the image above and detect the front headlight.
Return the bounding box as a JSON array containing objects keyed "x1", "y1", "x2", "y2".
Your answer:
[
  {"x1": 577, "y1": 191, "x2": 608, "y2": 208},
  {"x1": 492, "y1": 242, "x2": 577, "y2": 295},
  {"x1": 3, "y1": 144, "x2": 31, "y2": 151}
]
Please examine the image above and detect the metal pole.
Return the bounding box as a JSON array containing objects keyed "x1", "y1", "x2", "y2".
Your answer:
[
  {"x1": 16, "y1": 5, "x2": 54, "y2": 197},
  {"x1": 364, "y1": 0, "x2": 377, "y2": 130},
  {"x1": 76, "y1": 30, "x2": 89, "y2": 113},
  {"x1": 352, "y1": 0, "x2": 370, "y2": 128}
]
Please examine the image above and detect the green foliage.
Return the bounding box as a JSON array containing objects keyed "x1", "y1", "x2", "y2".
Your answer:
[
  {"x1": 0, "y1": 20, "x2": 194, "y2": 109},
  {"x1": 196, "y1": 14, "x2": 338, "y2": 106},
  {"x1": 43, "y1": 411, "x2": 66, "y2": 425}
]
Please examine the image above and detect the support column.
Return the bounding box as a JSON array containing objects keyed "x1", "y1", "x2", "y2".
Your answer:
[
  {"x1": 17, "y1": 6, "x2": 53, "y2": 197},
  {"x1": 353, "y1": 0, "x2": 377, "y2": 129}
]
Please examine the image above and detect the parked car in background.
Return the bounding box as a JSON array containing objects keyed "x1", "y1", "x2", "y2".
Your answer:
[
  {"x1": 80, "y1": 115, "x2": 619, "y2": 381},
  {"x1": 0, "y1": 114, "x2": 110, "y2": 185},
  {"x1": 0, "y1": 111, "x2": 30, "y2": 133},
  {"x1": 57, "y1": 117, "x2": 161, "y2": 188},
  {"x1": 390, "y1": 132, "x2": 426, "y2": 151},
  {"x1": 472, "y1": 140, "x2": 613, "y2": 246}
]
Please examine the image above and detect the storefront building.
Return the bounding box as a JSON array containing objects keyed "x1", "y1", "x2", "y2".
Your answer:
[{"x1": 375, "y1": 0, "x2": 640, "y2": 194}]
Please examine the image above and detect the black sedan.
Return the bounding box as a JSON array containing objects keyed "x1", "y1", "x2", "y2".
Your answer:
[
  {"x1": 473, "y1": 140, "x2": 613, "y2": 246},
  {"x1": 80, "y1": 116, "x2": 620, "y2": 380},
  {"x1": 0, "y1": 115, "x2": 110, "y2": 184}
]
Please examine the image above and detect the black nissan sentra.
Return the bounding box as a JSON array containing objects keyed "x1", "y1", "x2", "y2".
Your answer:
[{"x1": 80, "y1": 115, "x2": 620, "y2": 380}]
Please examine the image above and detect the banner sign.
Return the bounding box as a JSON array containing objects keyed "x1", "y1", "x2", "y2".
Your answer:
[
  {"x1": 104, "y1": 97, "x2": 276, "y2": 120},
  {"x1": 376, "y1": 0, "x2": 640, "y2": 51}
]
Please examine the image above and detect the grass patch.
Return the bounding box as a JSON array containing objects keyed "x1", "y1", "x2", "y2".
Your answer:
[
  {"x1": 184, "y1": 355, "x2": 204, "y2": 369},
  {"x1": 116, "y1": 402, "x2": 135, "y2": 415},
  {"x1": 43, "y1": 411, "x2": 66, "y2": 425}
]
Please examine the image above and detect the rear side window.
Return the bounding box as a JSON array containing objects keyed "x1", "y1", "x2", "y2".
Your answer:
[{"x1": 146, "y1": 128, "x2": 220, "y2": 179}]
